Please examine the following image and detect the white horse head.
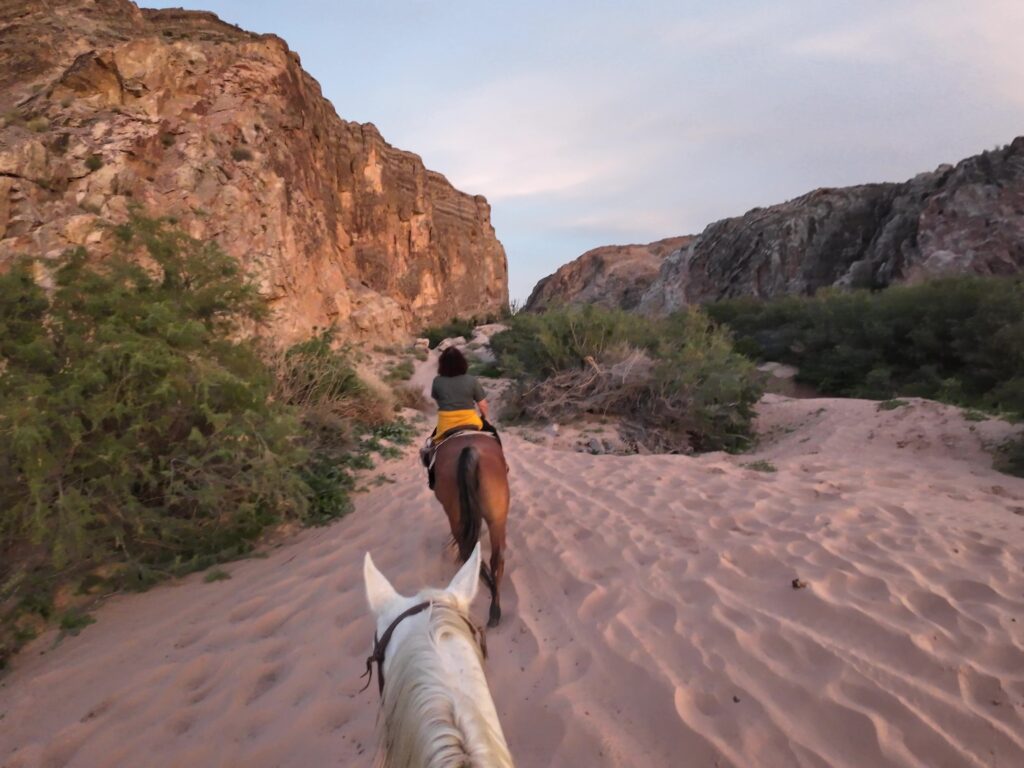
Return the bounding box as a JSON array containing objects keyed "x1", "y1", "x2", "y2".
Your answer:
[{"x1": 363, "y1": 542, "x2": 514, "y2": 768}]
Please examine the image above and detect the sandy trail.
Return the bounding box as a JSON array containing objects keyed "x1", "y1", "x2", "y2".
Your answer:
[{"x1": 2, "y1": 396, "x2": 1024, "y2": 767}]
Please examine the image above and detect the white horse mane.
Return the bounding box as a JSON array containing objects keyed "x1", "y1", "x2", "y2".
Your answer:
[{"x1": 377, "y1": 596, "x2": 513, "y2": 768}]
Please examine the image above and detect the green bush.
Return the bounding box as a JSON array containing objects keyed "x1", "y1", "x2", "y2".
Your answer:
[
  {"x1": 0, "y1": 216, "x2": 394, "y2": 665},
  {"x1": 997, "y1": 437, "x2": 1024, "y2": 478},
  {"x1": 422, "y1": 317, "x2": 477, "y2": 348},
  {"x1": 0, "y1": 218, "x2": 309, "y2": 659},
  {"x1": 706, "y1": 278, "x2": 1024, "y2": 415},
  {"x1": 490, "y1": 303, "x2": 658, "y2": 378},
  {"x1": 85, "y1": 154, "x2": 103, "y2": 172},
  {"x1": 269, "y1": 329, "x2": 391, "y2": 525},
  {"x1": 384, "y1": 357, "x2": 415, "y2": 383},
  {"x1": 493, "y1": 306, "x2": 762, "y2": 452}
]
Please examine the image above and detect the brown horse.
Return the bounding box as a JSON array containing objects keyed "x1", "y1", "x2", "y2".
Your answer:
[{"x1": 431, "y1": 432, "x2": 509, "y2": 627}]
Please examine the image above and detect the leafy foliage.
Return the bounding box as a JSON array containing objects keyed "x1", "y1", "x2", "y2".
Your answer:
[
  {"x1": 0, "y1": 216, "x2": 400, "y2": 665},
  {"x1": 706, "y1": 278, "x2": 1024, "y2": 415}
]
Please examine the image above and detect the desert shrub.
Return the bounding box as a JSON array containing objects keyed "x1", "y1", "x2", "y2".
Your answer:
[
  {"x1": 490, "y1": 303, "x2": 658, "y2": 378},
  {"x1": 997, "y1": 437, "x2": 1024, "y2": 478},
  {"x1": 0, "y1": 216, "x2": 312, "y2": 665},
  {"x1": 422, "y1": 317, "x2": 477, "y2": 348},
  {"x1": 706, "y1": 278, "x2": 1024, "y2": 415},
  {"x1": 495, "y1": 306, "x2": 762, "y2": 452},
  {"x1": 230, "y1": 146, "x2": 253, "y2": 162},
  {"x1": 270, "y1": 329, "x2": 389, "y2": 427},
  {"x1": 268, "y1": 329, "x2": 392, "y2": 525},
  {"x1": 384, "y1": 357, "x2": 415, "y2": 383},
  {"x1": 468, "y1": 360, "x2": 502, "y2": 378},
  {"x1": 26, "y1": 116, "x2": 49, "y2": 132},
  {"x1": 393, "y1": 382, "x2": 430, "y2": 412},
  {"x1": 85, "y1": 154, "x2": 103, "y2": 172}
]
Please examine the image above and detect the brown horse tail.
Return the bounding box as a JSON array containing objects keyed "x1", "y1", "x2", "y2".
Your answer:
[{"x1": 456, "y1": 445, "x2": 483, "y2": 563}]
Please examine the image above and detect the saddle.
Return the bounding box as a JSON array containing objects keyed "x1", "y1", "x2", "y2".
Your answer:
[{"x1": 421, "y1": 422, "x2": 503, "y2": 490}]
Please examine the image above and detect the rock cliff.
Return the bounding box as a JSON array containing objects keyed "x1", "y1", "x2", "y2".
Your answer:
[
  {"x1": 527, "y1": 139, "x2": 1024, "y2": 313},
  {"x1": 0, "y1": 0, "x2": 508, "y2": 343},
  {"x1": 524, "y1": 236, "x2": 692, "y2": 312}
]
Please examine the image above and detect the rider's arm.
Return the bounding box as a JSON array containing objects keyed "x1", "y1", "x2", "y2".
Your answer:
[{"x1": 477, "y1": 398, "x2": 490, "y2": 421}]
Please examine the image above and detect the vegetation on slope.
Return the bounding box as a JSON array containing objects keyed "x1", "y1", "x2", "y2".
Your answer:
[
  {"x1": 0, "y1": 216, "x2": 407, "y2": 666},
  {"x1": 705, "y1": 278, "x2": 1024, "y2": 413},
  {"x1": 705, "y1": 277, "x2": 1024, "y2": 475}
]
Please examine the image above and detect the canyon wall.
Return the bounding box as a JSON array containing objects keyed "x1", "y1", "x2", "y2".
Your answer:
[
  {"x1": 527, "y1": 138, "x2": 1024, "y2": 313},
  {"x1": 0, "y1": 0, "x2": 508, "y2": 343}
]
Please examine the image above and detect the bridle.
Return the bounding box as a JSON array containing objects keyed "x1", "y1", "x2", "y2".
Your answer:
[{"x1": 361, "y1": 601, "x2": 488, "y2": 697}]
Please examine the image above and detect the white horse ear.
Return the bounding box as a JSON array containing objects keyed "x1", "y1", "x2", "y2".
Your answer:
[
  {"x1": 364, "y1": 552, "x2": 400, "y2": 616},
  {"x1": 447, "y1": 541, "x2": 482, "y2": 609}
]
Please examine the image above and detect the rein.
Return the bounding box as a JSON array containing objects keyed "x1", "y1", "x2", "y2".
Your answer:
[{"x1": 361, "y1": 601, "x2": 488, "y2": 697}]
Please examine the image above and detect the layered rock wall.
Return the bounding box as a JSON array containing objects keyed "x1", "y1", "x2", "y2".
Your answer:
[{"x1": 0, "y1": 0, "x2": 508, "y2": 343}]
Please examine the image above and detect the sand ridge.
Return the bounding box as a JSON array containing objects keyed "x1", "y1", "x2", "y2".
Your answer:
[{"x1": 1, "y1": 396, "x2": 1023, "y2": 767}]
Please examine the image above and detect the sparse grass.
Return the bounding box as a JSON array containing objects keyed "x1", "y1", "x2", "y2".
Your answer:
[
  {"x1": 384, "y1": 358, "x2": 415, "y2": 383},
  {"x1": 1, "y1": 110, "x2": 23, "y2": 128},
  {"x1": 59, "y1": 610, "x2": 96, "y2": 636},
  {"x1": 203, "y1": 568, "x2": 231, "y2": 583},
  {"x1": 231, "y1": 146, "x2": 253, "y2": 161},
  {"x1": 963, "y1": 409, "x2": 990, "y2": 422},
  {"x1": 469, "y1": 360, "x2": 502, "y2": 378},
  {"x1": 84, "y1": 154, "x2": 103, "y2": 172},
  {"x1": 393, "y1": 383, "x2": 430, "y2": 412},
  {"x1": 743, "y1": 460, "x2": 777, "y2": 473},
  {"x1": 877, "y1": 399, "x2": 910, "y2": 411}
]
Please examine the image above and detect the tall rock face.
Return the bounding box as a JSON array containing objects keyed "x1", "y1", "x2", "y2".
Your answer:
[
  {"x1": 0, "y1": 0, "x2": 508, "y2": 343},
  {"x1": 526, "y1": 139, "x2": 1023, "y2": 314},
  {"x1": 639, "y1": 138, "x2": 1024, "y2": 313},
  {"x1": 524, "y1": 236, "x2": 692, "y2": 312}
]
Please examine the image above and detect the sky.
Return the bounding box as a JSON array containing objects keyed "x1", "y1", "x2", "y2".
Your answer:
[{"x1": 147, "y1": 0, "x2": 1024, "y2": 303}]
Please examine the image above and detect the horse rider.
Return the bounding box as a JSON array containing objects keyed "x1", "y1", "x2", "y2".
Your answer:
[{"x1": 420, "y1": 346, "x2": 500, "y2": 487}]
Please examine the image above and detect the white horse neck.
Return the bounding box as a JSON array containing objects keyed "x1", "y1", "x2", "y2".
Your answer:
[{"x1": 378, "y1": 598, "x2": 513, "y2": 768}]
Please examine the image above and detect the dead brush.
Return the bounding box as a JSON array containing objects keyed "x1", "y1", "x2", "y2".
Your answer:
[
  {"x1": 503, "y1": 342, "x2": 758, "y2": 453},
  {"x1": 393, "y1": 382, "x2": 431, "y2": 413},
  {"x1": 266, "y1": 333, "x2": 392, "y2": 438}
]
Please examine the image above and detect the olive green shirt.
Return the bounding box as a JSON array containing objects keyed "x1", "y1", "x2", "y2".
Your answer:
[{"x1": 431, "y1": 374, "x2": 485, "y2": 411}]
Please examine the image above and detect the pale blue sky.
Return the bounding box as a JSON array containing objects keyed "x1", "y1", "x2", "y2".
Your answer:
[{"x1": 147, "y1": 0, "x2": 1024, "y2": 302}]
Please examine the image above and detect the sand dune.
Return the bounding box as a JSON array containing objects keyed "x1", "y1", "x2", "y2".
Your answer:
[{"x1": 2, "y1": 396, "x2": 1023, "y2": 767}]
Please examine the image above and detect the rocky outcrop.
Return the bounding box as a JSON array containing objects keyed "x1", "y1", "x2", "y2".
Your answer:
[
  {"x1": 638, "y1": 138, "x2": 1024, "y2": 313},
  {"x1": 525, "y1": 236, "x2": 692, "y2": 312},
  {"x1": 0, "y1": 0, "x2": 507, "y2": 343},
  {"x1": 527, "y1": 139, "x2": 1024, "y2": 314}
]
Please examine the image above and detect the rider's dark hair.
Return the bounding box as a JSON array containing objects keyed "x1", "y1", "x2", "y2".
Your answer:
[{"x1": 438, "y1": 346, "x2": 469, "y2": 377}]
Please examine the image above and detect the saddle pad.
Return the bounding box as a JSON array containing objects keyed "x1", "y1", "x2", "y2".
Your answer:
[{"x1": 428, "y1": 430, "x2": 499, "y2": 473}]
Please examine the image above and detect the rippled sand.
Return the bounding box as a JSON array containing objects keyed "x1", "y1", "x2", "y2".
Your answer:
[{"x1": 1, "y1": 396, "x2": 1023, "y2": 767}]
